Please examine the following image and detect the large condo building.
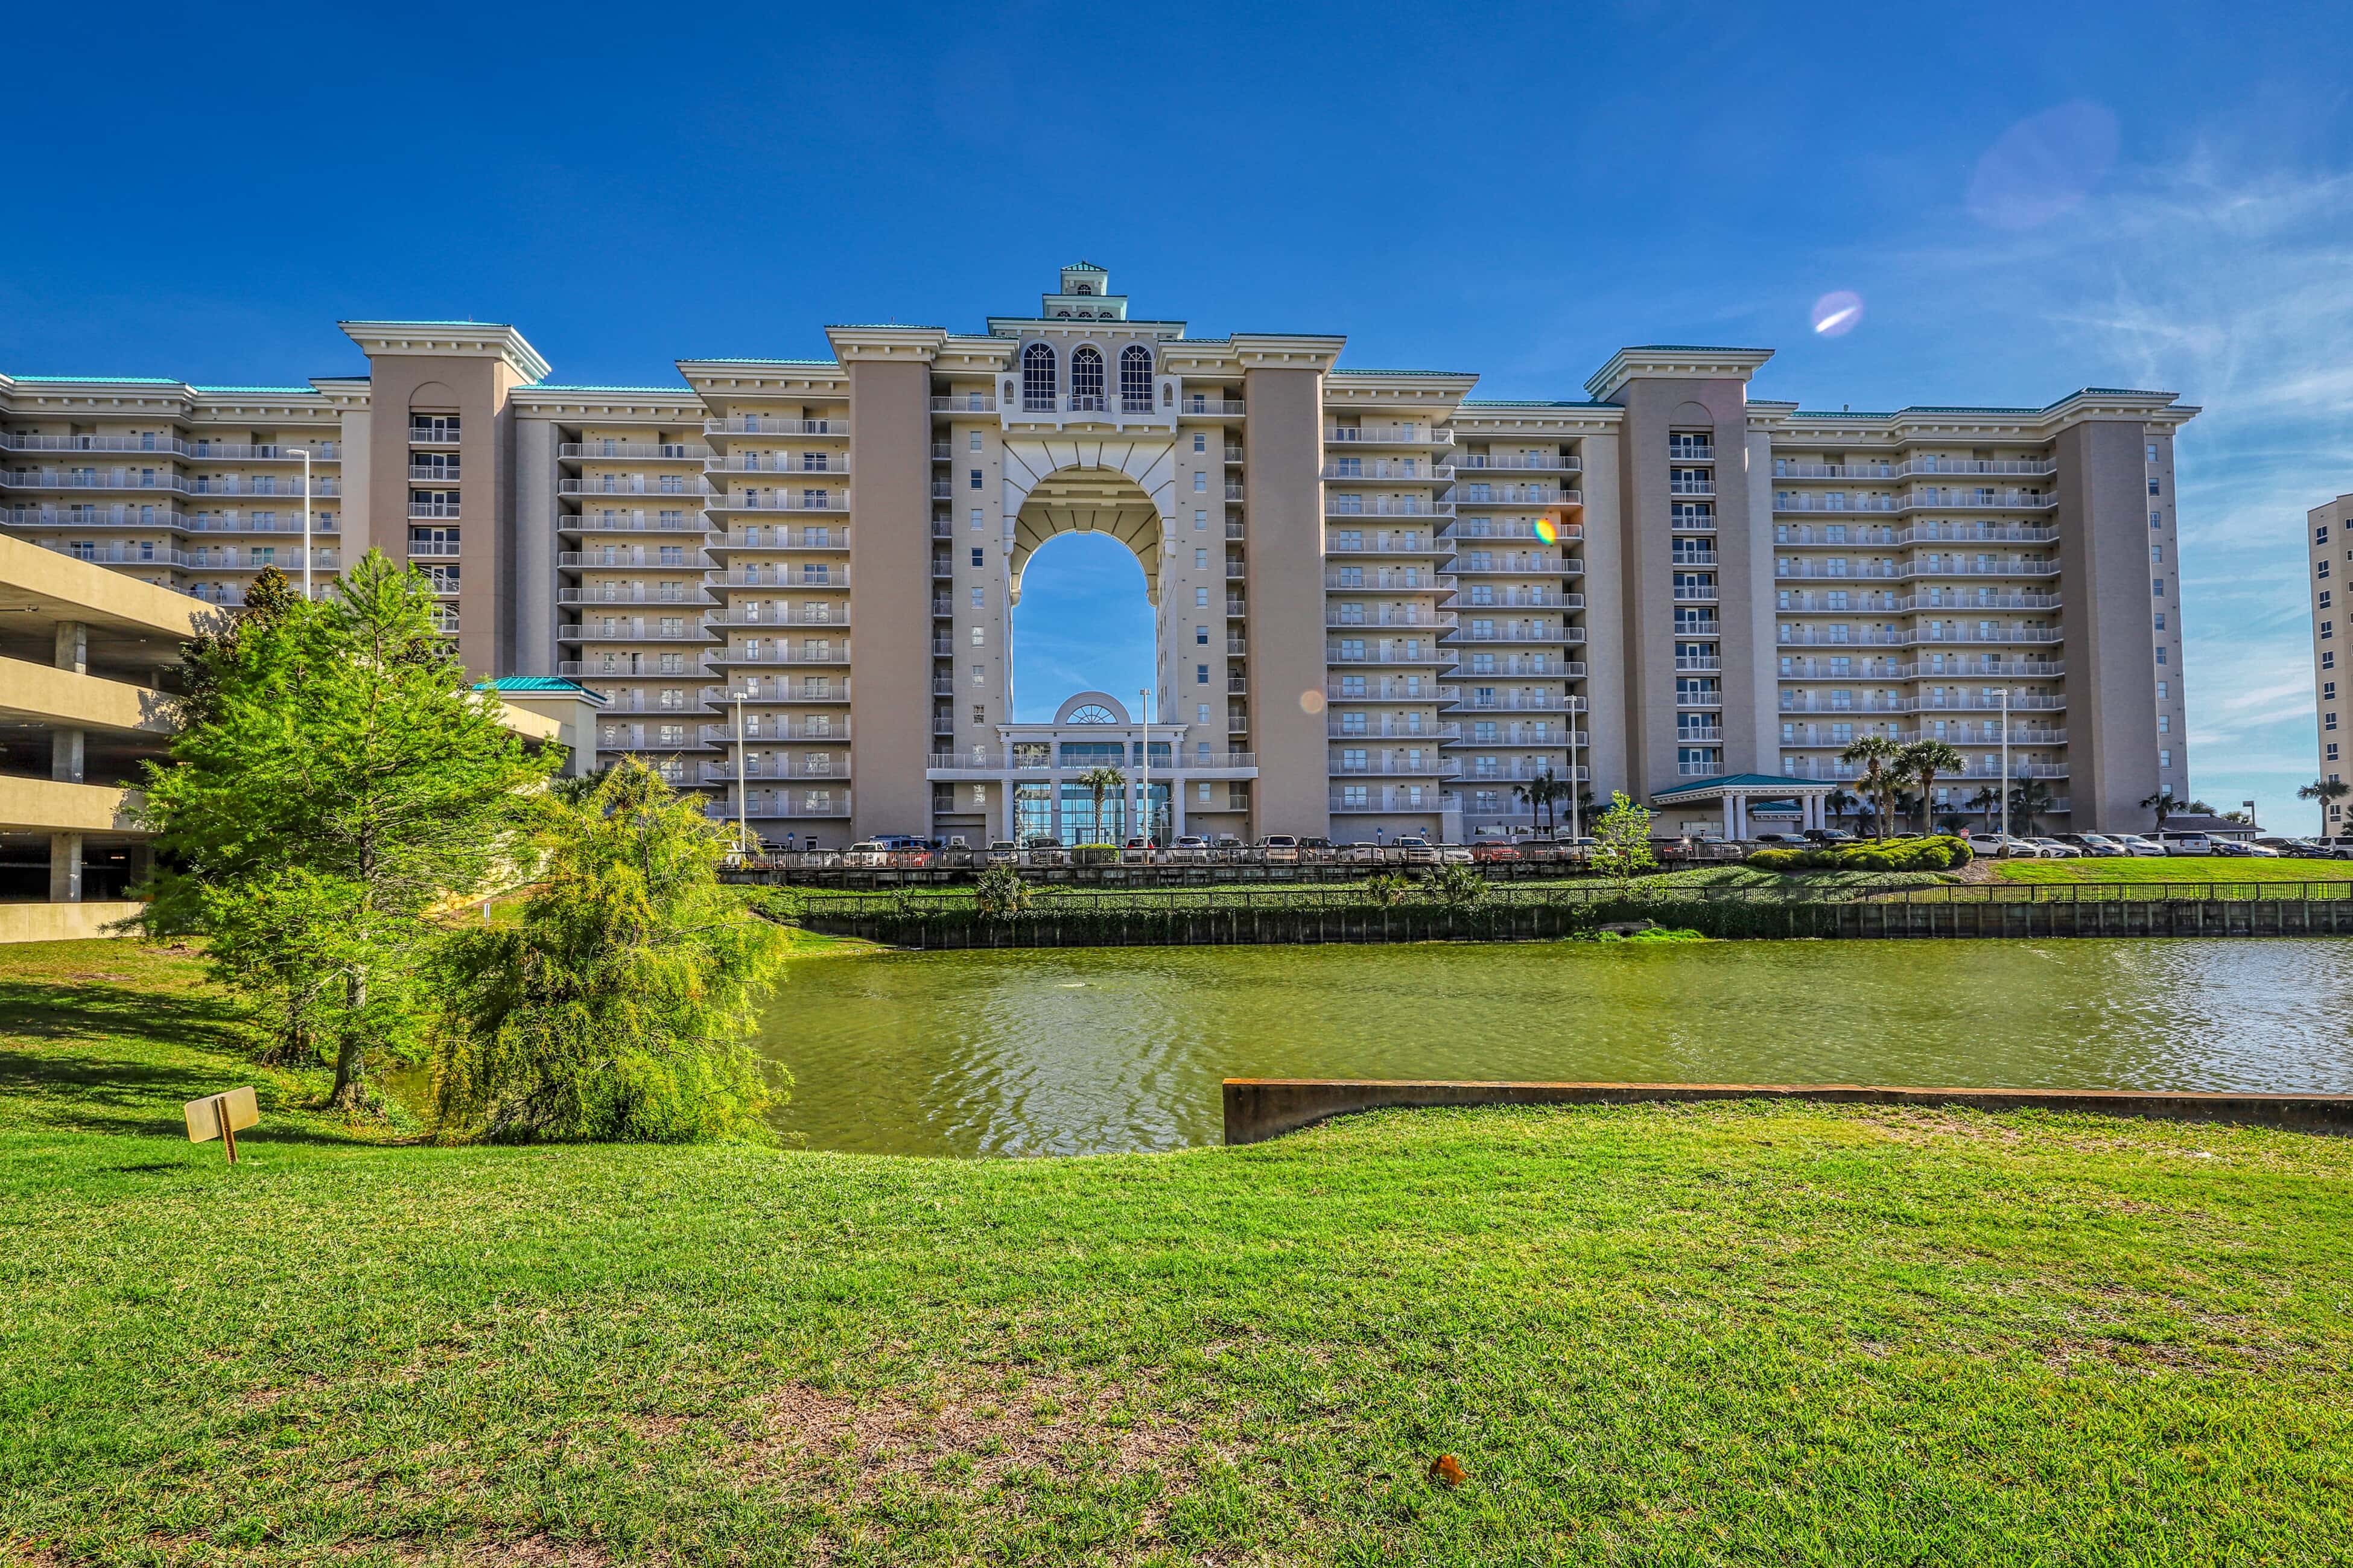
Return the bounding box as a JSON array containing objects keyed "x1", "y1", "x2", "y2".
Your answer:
[
  {"x1": 2307, "y1": 492, "x2": 2350, "y2": 836},
  {"x1": 1, "y1": 262, "x2": 2198, "y2": 848}
]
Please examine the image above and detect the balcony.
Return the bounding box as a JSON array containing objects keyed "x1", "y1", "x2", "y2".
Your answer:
[
  {"x1": 708, "y1": 455, "x2": 848, "y2": 475},
  {"x1": 1675, "y1": 655, "x2": 1722, "y2": 671},
  {"x1": 705, "y1": 417, "x2": 843, "y2": 437},
  {"x1": 556, "y1": 623, "x2": 712, "y2": 643},
  {"x1": 702, "y1": 680, "x2": 850, "y2": 705},
  {"x1": 1773, "y1": 490, "x2": 2056, "y2": 516},
  {"x1": 1182, "y1": 398, "x2": 1246, "y2": 417},
  {"x1": 699, "y1": 721, "x2": 848, "y2": 743},
  {"x1": 1227, "y1": 677, "x2": 1249, "y2": 694},
  {"x1": 1455, "y1": 455, "x2": 1580, "y2": 474},
  {"x1": 560, "y1": 549, "x2": 710, "y2": 569},
  {"x1": 1445, "y1": 519, "x2": 1585, "y2": 544},
  {"x1": 1329, "y1": 754, "x2": 1461, "y2": 778},
  {"x1": 557, "y1": 510, "x2": 703, "y2": 534},
  {"x1": 1326, "y1": 569, "x2": 1440, "y2": 591},
  {"x1": 6, "y1": 505, "x2": 192, "y2": 531},
  {"x1": 1445, "y1": 624, "x2": 1581, "y2": 645},
  {"x1": 712, "y1": 527, "x2": 850, "y2": 551},
  {"x1": 1329, "y1": 720, "x2": 1464, "y2": 740},
  {"x1": 1775, "y1": 559, "x2": 2059, "y2": 580},
  {"x1": 1441, "y1": 690, "x2": 1581, "y2": 713},
  {"x1": 1668, "y1": 443, "x2": 1716, "y2": 462},
  {"x1": 1326, "y1": 500, "x2": 1453, "y2": 519},
  {"x1": 706, "y1": 491, "x2": 846, "y2": 515},
  {"x1": 407, "y1": 464, "x2": 460, "y2": 482},
  {"x1": 709, "y1": 611, "x2": 844, "y2": 631},
  {"x1": 708, "y1": 645, "x2": 851, "y2": 665},
  {"x1": 1329, "y1": 786, "x2": 1445, "y2": 813},
  {"x1": 1326, "y1": 425, "x2": 1452, "y2": 447},
  {"x1": 1894, "y1": 458, "x2": 2056, "y2": 480},
  {"x1": 929, "y1": 395, "x2": 999, "y2": 414},
  {"x1": 700, "y1": 758, "x2": 848, "y2": 782},
  {"x1": 1442, "y1": 554, "x2": 1567, "y2": 575},
  {"x1": 1450, "y1": 487, "x2": 1579, "y2": 508},
  {"x1": 716, "y1": 565, "x2": 853, "y2": 589},
  {"x1": 1321, "y1": 461, "x2": 1452, "y2": 481},
  {"x1": 1669, "y1": 478, "x2": 1715, "y2": 497},
  {"x1": 1226, "y1": 597, "x2": 1246, "y2": 616},
  {"x1": 407, "y1": 501, "x2": 460, "y2": 519},
  {"x1": 408, "y1": 426, "x2": 462, "y2": 447},
  {"x1": 1675, "y1": 726, "x2": 1726, "y2": 743},
  {"x1": 1775, "y1": 626, "x2": 2063, "y2": 648},
  {"x1": 1327, "y1": 644, "x2": 1450, "y2": 666},
  {"x1": 1772, "y1": 592, "x2": 2063, "y2": 615},
  {"x1": 1326, "y1": 610, "x2": 1447, "y2": 627},
  {"x1": 2, "y1": 469, "x2": 196, "y2": 495},
  {"x1": 1779, "y1": 657, "x2": 2062, "y2": 681},
  {"x1": 1457, "y1": 759, "x2": 1585, "y2": 783},
  {"x1": 713, "y1": 796, "x2": 855, "y2": 821},
  {"x1": 1327, "y1": 533, "x2": 1447, "y2": 555},
  {"x1": 1671, "y1": 551, "x2": 1720, "y2": 568},
  {"x1": 1672, "y1": 585, "x2": 1719, "y2": 603},
  {"x1": 556, "y1": 588, "x2": 708, "y2": 606},
  {"x1": 1225, "y1": 521, "x2": 1246, "y2": 541},
  {"x1": 559, "y1": 442, "x2": 709, "y2": 462},
  {"x1": 931, "y1": 481, "x2": 953, "y2": 499}
]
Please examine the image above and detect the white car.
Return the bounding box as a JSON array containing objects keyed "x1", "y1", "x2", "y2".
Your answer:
[
  {"x1": 1394, "y1": 836, "x2": 1441, "y2": 865},
  {"x1": 2154, "y1": 832, "x2": 2215, "y2": 855},
  {"x1": 2073, "y1": 834, "x2": 2129, "y2": 857},
  {"x1": 2030, "y1": 837, "x2": 2082, "y2": 859},
  {"x1": 1166, "y1": 836, "x2": 1211, "y2": 863},
  {"x1": 2112, "y1": 834, "x2": 2167, "y2": 856}
]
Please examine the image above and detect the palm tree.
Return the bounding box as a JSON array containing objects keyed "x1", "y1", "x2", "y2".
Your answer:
[
  {"x1": 1966, "y1": 784, "x2": 2002, "y2": 833},
  {"x1": 1840, "y1": 734, "x2": 1903, "y2": 840},
  {"x1": 1824, "y1": 786, "x2": 1859, "y2": 830},
  {"x1": 1513, "y1": 766, "x2": 1569, "y2": 834},
  {"x1": 2299, "y1": 776, "x2": 2351, "y2": 836},
  {"x1": 2139, "y1": 787, "x2": 2176, "y2": 832},
  {"x1": 1077, "y1": 765, "x2": 1127, "y2": 843},
  {"x1": 2009, "y1": 778, "x2": 2055, "y2": 837},
  {"x1": 1899, "y1": 740, "x2": 1966, "y2": 835}
]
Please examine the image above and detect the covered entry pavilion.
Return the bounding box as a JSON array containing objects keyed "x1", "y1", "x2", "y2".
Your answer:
[{"x1": 1651, "y1": 773, "x2": 1840, "y2": 840}]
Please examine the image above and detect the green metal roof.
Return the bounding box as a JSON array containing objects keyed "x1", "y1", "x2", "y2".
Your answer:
[
  {"x1": 1788, "y1": 387, "x2": 2180, "y2": 421},
  {"x1": 528, "y1": 383, "x2": 699, "y2": 394},
  {"x1": 480, "y1": 676, "x2": 606, "y2": 705},
  {"x1": 1651, "y1": 772, "x2": 1834, "y2": 803},
  {"x1": 1459, "y1": 398, "x2": 1611, "y2": 409}
]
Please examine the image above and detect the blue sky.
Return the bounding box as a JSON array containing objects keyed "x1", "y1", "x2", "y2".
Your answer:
[{"x1": 8, "y1": 2, "x2": 2352, "y2": 827}]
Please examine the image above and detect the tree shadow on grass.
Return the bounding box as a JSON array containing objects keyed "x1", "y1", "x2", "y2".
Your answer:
[{"x1": 0, "y1": 978, "x2": 373, "y2": 1145}]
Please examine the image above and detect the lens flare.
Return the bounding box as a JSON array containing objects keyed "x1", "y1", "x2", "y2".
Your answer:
[
  {"x1": 1533, "y1": 517, "x2": 1558, "y2": 546},
  {"x1": 1967, "y1": 100, "x2": 2119, "y2": 230},
  {"x1": 1811, "y1": 291, "x2": 1865, "y2": 337},
  {"x1": 1298, "y1": 689, "x2": 1326, "y2": 715}
]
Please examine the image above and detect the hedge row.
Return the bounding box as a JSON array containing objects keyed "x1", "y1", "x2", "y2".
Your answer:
[{"x1": 1746, "y1": 834, "x2": 1975, "y2": 873}]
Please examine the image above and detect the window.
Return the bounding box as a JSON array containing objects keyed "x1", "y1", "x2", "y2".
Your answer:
[
  {"x1": 2319, "y1": 525, "x2": 2332, "y2": 546},
  {"x1": 970, "y1": 468, "x2": 983, "y2": 490},
  {"x1": 1021, "y1": 342, "x2": 1056, "y2": 410},
  {"x1": 1196, "y1": 626, "x2": 1208, "y2": 644},
  {"x1": 1197, "y1": 704, "x2": 1210, "y2": 724},
  {"x1": 1196, "y1": 663, "x2": 1210, "y2": 684},
  {"x1": 1070, "y1": 346, "x2": 1105, "y2": 410},
  {"x1": 2153, "y1": 577, "x2": 2165, "y2": 597},
  {"x1": 2158, "y1": 714, "x2": 2170, "y2": 732},
  {"x1": 2155, "y1": 613, "x2": 2166, "y2": 630},
  {"x1": 2151, "y1": 511, "x2": 2162, "y2": 530},
  {"x1": 2157, "y1": 647, "x2": 2169, "y2": 664},
  {"x1": 971, "y1": 547, "x2": 983, "y2": 567},
  {"x1": 1196, "y1": 586, "x2": 1210, "y2": 607},
  {"x1": 2160, "y1": 749, "x2": 2172, "y2": 769},
  {"x1": 971, "y1": 508, "x2": 984, "y2": 532},
  {"x1": 2151, "y1": 545, "x2": 2162, "y2": 563},
  {"x1": 1195, "y1": 509, "x2": 1207, "y2": 530},
  {"x1": 1193, "y1": 431, "x2": 1206, "y2": 454},
  {"x1": 969, "y1": 625, "x2": 985, "y2": 647},
  {"x1": 971, "y1": 586, "x2": 984, "y2": 608},
  {"x1": 2147, "y1": 442, "x2": 2159, "y2": 463},
  {"x1": 2148, "y1": 478, "x2": 2161, "y2": 496},
  {"x1": 1193, "y1": 472, "x2": 1207, "y2": 492},
  {"x1": 1122, "y1": 346, "x2": 1154, "y2": 411}
]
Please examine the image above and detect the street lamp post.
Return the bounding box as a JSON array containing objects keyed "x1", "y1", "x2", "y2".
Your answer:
[
  {"x1": 1137, "y1": 686, "x2": 1152, "y2": 852},
  {"x1": 731, "y1": 685, "x2": 754, "y2": 857},
  {"x1": 1998, "y1": 689, "x2": 2010, "y2": 842},
  {"x1": 293, "y1": 442, "x2": 313, "y2": 600}
]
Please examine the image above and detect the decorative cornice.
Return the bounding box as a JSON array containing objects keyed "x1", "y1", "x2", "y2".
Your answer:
[
  {"x1": 1583, "y1": 345, "x2": 1776, "y2": 402},
  {"x1": 822, "y1": 326, "x2": 947, "y2": 364},
  {"x1": 337, "y1": 321, "x2": 552, "y2": 384},
  {"x1": 1231, "y1": 333, "x2": 1346, "y2": 373}
]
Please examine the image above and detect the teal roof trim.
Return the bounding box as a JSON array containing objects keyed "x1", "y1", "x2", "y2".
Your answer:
[
  {"x1": 1651, "y1": 772, "x2": 1834, "y2": 803},
  {"x1": 1789, "y1": 387, "x2": 2181, "y2": 421},
  {"x1": 1331, "y1": 367, "x2": 1479, "y2": 378},
  {"x1": 681, "y1": 357, "x2": 843, "y2": 368},
  {"x1": 1459, "y1": 398, "x2": 1610, "y2": 409},
  {"x1": 528, "y1": 383, "x2": 699, "y2": 394}
]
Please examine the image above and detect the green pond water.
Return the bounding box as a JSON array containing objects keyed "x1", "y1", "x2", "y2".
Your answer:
[{"x1": 757, "y1": 938, "x2": 2353, "y2": 1157}]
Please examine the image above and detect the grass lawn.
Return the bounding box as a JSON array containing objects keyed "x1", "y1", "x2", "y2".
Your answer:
[
  {"x1": 5, "y1": 940, "x2": 2353, "y2": 1564},
  {"x1": 1995, "y1": 857, "x2": 2353, "y2": 886}
]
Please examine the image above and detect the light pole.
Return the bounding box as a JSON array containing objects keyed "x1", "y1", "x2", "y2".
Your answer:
[
  {"x1": 1998, "y1": 688, "x2": 2010, "y2": 842},
  {"x1": 293, "y1": 442, "x2": 313, "y2": 599},
  {"x1": 1137, "y1": 685, "x2": 1152, "y2": 851},
  {"x1": 1567, "y1": 717, "x2": 1582, "y2": 844},
  {"x1": 731, "y1": 684, "x2": 754, "y2": 857}
]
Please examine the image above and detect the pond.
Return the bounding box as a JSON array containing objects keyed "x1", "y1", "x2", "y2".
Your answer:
[{"x1": 758, "y1": 938, "x2": 2353, "y2": 1157}]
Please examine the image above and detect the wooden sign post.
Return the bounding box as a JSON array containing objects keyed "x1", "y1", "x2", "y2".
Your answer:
[{"x1": 185, "y1": 1086, "x2": 260, "y2": 1164}]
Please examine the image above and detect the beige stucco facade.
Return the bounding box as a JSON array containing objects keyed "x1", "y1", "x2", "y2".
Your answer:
[
  {"x1": 2307, "y1": 492, "x2": 2351, "y2": 836},
  {"x1": 4, "y1": 264, "x2": 2202, "y2": 854}
]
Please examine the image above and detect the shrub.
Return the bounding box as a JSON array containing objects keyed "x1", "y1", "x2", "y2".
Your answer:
[
  {"x1": 1745, "y1": 834, "x2": 1974, "y2": 875},
  {"x1": 1745, "y1": 848, "x2": 1807, "y2": 871},
  {"x1": 973, "y1": 863, "x2": 1035, "y2": 920}
]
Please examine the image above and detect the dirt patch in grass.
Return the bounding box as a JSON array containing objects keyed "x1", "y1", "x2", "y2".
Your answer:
[{"x1": 729, "y1": 1369, "x2": 1210, "y2": 1492}]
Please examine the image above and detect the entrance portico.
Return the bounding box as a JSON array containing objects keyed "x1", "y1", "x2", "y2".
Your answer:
[
  {"x1": 926, "y1": 690, "x2": 1259, "y2": 845},
  {"x1": 1651, "y1": 772, "x2": 1838, "y2": 840}
]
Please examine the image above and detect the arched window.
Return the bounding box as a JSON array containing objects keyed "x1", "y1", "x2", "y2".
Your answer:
[
  {"x1": 1072, "y1": 281, "x2": 1093, "y2": 295},
  {"x1": 1120, "y1": 344, "x2": 1154, "y2": 412},
  {"x1": 1070, "y1": 346, "x2": 1105, "y2": 411},
  {"x1": 1022, "y1": 342, "x2": 1057, "y2": 411}
]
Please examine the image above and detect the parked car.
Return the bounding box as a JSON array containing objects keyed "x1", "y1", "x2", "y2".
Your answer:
[
  {"x1": 1260, "y1": 834, "x2": 1301, "y2": 864},
  {"x1": 985, "y1": 841, "x2": 1018, "y2": 865},
  {"x1": 1394, "y1": 836, "x2": 1441, "y2": 865},
  {"x1": 2153, "y1": 832, "x2": 2215, "y2": 855},
  {"x1": 1439, "y1": 843, "x2": 1474, "y2": 865},
  {"x1": 2030, "y1": 837, "x2": 2082, "y2": 858},
  {"x1": 1166, "y1": 835, "x2": 1211, "y2": 863},
  {"x1": 2066, "y1": 834, "x2": 2129, "y2": 857},
  {"x1": 1517, "y1": 836, "x2": 1566, "y2": 863},
  {"x1": 1752, "y1": 831, "x2": 1803, "y2": 845},
  {"x1": 1800, "y1": 828, "x2": 1856, "y2": 843},
  {"x1": 2211, "y1": 840, "x2": 2278, "y2": 857},
  {"x1": 843, "y1": 840, "x2": 890, "y2": 868},
  {"x1": 1471, "y1": 839, "x2": 1522, "y2": 863}
]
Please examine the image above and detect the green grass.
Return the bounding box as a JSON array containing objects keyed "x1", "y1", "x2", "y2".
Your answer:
[
  {"x1": 6, "y1": 940, "x2": 2353, "y2": 1564},
  {"x1": 1995, "y1": 857, "x2": 2353, "y2": 886}
]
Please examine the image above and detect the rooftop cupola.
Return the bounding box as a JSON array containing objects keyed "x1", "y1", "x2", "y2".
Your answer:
[{"x1": 1043, "y1": 261, "x2": 1127, "y2": 321}]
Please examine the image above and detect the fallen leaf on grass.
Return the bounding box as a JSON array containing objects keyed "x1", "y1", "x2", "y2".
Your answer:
[{"x1": 1427, "y1": 1453, "x2": 1466, "y2": 1487}]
